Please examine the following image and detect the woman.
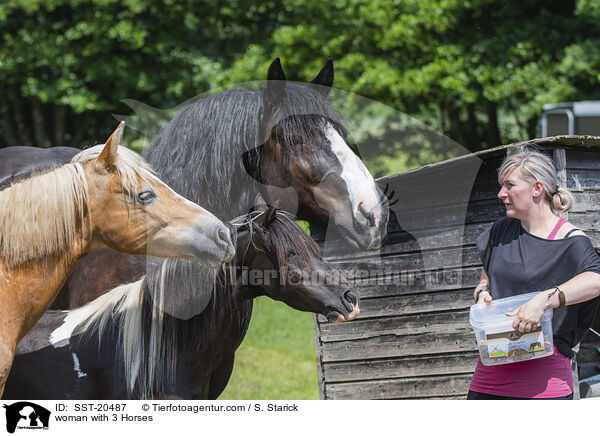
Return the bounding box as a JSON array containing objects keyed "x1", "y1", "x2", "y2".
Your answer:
[{"x1": 468, "y1": 147, "x2": 600, "y2": 400}]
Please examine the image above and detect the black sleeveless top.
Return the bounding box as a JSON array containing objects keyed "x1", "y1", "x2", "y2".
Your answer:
[{"x1": 476, "y1": 217, "x2": 600, "y2": 357}]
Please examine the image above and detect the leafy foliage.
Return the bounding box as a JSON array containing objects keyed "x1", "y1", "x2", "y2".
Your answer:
[
  {"x1": 1, "y1": 1, "x2": 599, "y2": 161},
  {"x1": 0, "y1": 0, "x2": 278, "y2": 146},
  {"x1": 224, "y1": 0, "x2": 600, "y2": 157}
]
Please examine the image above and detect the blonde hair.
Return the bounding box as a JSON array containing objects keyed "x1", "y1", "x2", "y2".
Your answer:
[
  {"x1": 498, "y1": 147, "x2": 573, "y2": 212},
  {"x1": 72, "y1": 144, "x2": 156, "y2": 200},
  {"x1": 0, "y1": 164, "x2": 89, "y2": 267},
  {"x1": 0, "y1": 145, "x2": 157, "y2": 267}
]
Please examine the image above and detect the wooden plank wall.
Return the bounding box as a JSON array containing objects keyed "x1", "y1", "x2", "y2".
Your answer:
[
  {"x1": 314, "y1": 136, "x2": 600, "y2": 400},
  {"x1": 562, "y1": 144, "x2": 600, "y2": 379}
]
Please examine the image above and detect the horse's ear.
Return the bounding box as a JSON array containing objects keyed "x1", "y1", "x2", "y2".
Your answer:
[
  {"x1": 267, "y1": 57, "x2": 286, "y2": 81},
  {"x1": 264, "y1": 206, "x2": 277, "y2": 227},
  {"x1": 260, "y1": 59, "x2": 287, "y2": 143},
  {"x1": 97, "y1": 121, "x2": 124, "y2": 169},
  {"x1": 254, "y1": 192, "x2": 268, "y2": 212},
  {"x1": 264, "y1": 58, "x2": 286, "y2": 108},
  {"x1": 310, "y1": 58, "x2": 334, "y2": 98}
]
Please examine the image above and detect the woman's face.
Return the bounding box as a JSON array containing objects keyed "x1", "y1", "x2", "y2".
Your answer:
[{"x1": 498, "y1": 170, "x2": 537, "y2": 219}]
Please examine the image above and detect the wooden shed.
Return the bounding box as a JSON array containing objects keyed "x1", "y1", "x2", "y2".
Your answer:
[{"x1": 313, "y1": 136, "x2": 600, "y2": 400}]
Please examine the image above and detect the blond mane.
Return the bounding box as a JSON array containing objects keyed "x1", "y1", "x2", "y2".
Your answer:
[
  {"x1": 0, "y1": 145, "x2": 156, "y2": 267},
  {"x1": 0, "y1": 163, "x2": 89, "y2": 267}
]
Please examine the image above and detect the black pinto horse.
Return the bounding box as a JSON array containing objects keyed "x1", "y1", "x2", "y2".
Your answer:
[{"x1": 3, "y1": 201, "x2": 359, "y2": 399}]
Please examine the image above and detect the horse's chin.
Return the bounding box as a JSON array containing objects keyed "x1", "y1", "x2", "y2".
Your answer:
[
  {"x1": 187, "y1": 245, "x2": 234, "y2": 269},
  {"x1": 335, "y1": 224, "x2": 383, "y2": 251},
  {"x1": 326, "y1": 304, "x2": 360, "y2": 323}
]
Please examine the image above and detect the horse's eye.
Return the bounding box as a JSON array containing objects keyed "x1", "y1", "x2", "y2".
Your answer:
[{"x1": 137, "y1": 190, "x2": 156, "y2": 205}]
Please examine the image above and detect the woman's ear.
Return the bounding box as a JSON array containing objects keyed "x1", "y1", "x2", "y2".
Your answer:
[{"x1": 532, "y1": 181, "x2": 545, "y2": 198}]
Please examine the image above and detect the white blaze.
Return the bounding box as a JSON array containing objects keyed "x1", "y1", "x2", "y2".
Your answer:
[{"x1": 326, "y1": 126, "x2": 382, "y2": 226}]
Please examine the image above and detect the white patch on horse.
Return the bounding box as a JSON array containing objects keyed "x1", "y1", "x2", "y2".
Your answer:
[
  {"x1": 50, "y1": 280, "x2": 139, "y2": 349},
  {"x1": 71, "y1": 352, "x2": 87, "y2": 378},
  {"x1": 326, "y1": 126, "x2": 382, "y2": 226},
  {"x1": 50, "y1": 312, "x2": 82, "y2": 348}
]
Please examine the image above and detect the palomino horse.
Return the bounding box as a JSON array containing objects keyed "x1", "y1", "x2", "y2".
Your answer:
[
  {"x1": 3, "y1": 197, "x2": 359, "y2": 399},
  {"x1": 0, "y1": 123, "x2": 234, "y2": 397}
]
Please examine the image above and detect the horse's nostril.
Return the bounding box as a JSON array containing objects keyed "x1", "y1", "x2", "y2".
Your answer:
[
  {"x1": 344, "y1": 291, "x2": 357, "y2": 306},
  {"x1": 217, "y1": 228, "x2": 230, "y2": 247},
  {"x1": 358, "y1": 202, "x2": 376, "y2": 227}
]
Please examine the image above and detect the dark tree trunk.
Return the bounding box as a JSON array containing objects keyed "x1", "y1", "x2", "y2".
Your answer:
[
  {"x1": 73, "y1": 113, "x2": 91, "y2": 146},
  {"x1": 11, "y1": 92, "x2": 31, "y2": 146},
  {"x1": 0, "y1": 88, "x2": 18, "y2": 147},
  {"x1": 527, "y1": 117, "x2": 538, "y2": 139},
  {"x1": 466, "y1": 104, "x2": 480, "y2": 149},
  {"x1": 446, "y1": 105, "x2": 467, "y2": 149},
  {"x1": 32, "y1": 99, "x2": 51, "y2": 147},
  {"x1": 485, "y1": 100, "x2": 502, "y2": 147},
  {"x1": 54, "y1": 105, "x2": 67, "y2": 146}
]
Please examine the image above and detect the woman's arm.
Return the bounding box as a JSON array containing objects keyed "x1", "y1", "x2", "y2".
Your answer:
[
  {"x1": 507, "y1": 271, "x2": 600, "y2": 333},
  {"x1": 474, "y1": 269, "x2": 492, "y2": 303}
]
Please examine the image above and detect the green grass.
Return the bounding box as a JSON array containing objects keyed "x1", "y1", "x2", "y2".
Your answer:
[{"x1": 218, "y1": 297, "x2": 320, "y2": 400}]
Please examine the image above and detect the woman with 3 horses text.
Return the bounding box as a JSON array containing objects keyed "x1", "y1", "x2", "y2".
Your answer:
[{"x1": 468, "y1": 148, "x2": 600, "y2": 400}]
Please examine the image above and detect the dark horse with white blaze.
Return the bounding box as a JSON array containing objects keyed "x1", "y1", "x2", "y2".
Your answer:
[{"x1": 3, "y1": 203, "x2": 359, "y2": 399}]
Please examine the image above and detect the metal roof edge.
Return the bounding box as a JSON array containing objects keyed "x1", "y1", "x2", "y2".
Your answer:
[{"x1": 377, "y1": 135, "x2": 600, "y2": 182}]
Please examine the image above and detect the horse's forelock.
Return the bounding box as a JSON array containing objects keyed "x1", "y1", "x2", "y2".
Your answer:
[
  {"x1": 255, "y1": 211, "x2": 321, "y2": 270},
  {"x1": 72, "y1": 144, "x2": 156, "y2": 200},
  {"x1": 269, "y1": 83, "x2": 346, "y2": 154}
]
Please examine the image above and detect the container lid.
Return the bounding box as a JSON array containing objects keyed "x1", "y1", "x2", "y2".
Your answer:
[{"x1": 469, "y1": 291, "x2": 553, "y2": 330}]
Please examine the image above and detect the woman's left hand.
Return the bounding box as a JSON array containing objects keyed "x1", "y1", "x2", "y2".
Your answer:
[{"x1": 505, "y1": 293, "x2": 547, "y2": 333}]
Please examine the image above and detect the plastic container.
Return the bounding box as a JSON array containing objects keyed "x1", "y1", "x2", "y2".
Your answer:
[{"x1": 469, "y1": 291, "x2": 554, "y2": 366}]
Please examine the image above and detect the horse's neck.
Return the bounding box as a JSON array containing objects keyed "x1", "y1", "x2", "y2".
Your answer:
[
  {"x1": 228, "y1": 246, "x2": 259, "y2": 302},
  {"x1": 0, "y1": 240, "x2": 90, "y2": 343}
]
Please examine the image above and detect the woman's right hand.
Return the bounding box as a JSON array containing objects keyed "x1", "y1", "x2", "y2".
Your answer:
[
  {"x1": 475, "y1": 271, "x2": 492, "y2": 304},
  {"x1": 477, "y1": 290, "x2": 492, "y2": 304},
  {"x1": 474, "y1": 285, "x2": 493, "y2": 304}
]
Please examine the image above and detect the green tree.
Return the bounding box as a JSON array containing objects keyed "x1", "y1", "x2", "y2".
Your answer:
[
  {"x1": 223, "y1": 0, "x2": 600, "y2": 163},
  {"x1": 2, "y1": 0, "x2": 600, "y2": 161},
  {"x1": 0, "y1": 0, "x2": 280, "y2": 147}
]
